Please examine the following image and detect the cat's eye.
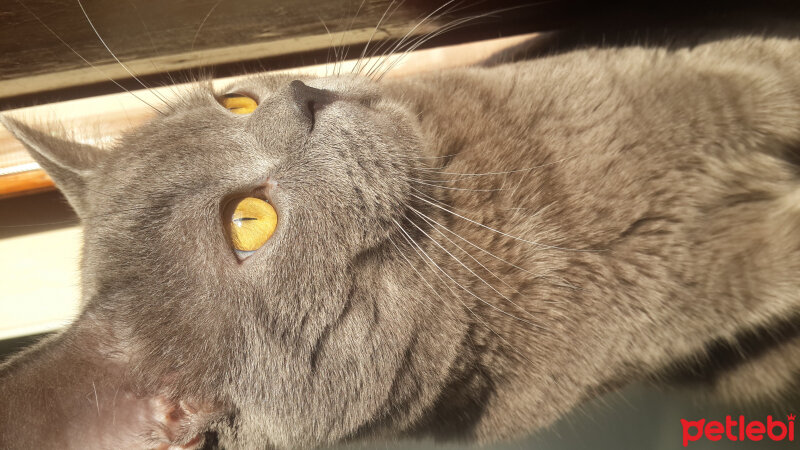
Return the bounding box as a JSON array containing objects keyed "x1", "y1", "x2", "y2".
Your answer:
[
  {"x1": 220, "y1": 93, "x2": 258, "y2": 114},
  {"x1": 227, "y1": 197, "x2": 277, "y2": 259}
]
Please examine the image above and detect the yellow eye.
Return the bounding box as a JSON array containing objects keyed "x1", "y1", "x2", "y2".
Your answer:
[
  {"x1": 228, "y1": 197, "x2": 277, "y2": 257},
  {"x1": 220, "y1": 93, "x2": 258, "y2": 114}
]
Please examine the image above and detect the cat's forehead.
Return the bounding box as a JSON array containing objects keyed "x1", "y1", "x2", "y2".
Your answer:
[
  {"x1": 99, "y1": 81, "x2": 292, "y2": 181},
  {"x1": 88, "y1": 72, "x2": 398, "y2": 209},
  {"x1": 219, "y1": 72, "x2": 376, "y2": 101},
  {"x1": 107, "y1": 112, "x2": 254, "y2": 179},
  {"x1": 105, "y1": 73, "x2": 378, "y2": 167}
]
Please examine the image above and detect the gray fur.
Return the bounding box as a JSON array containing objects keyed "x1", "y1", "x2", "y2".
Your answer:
[{"x1": 2, "y1": 34, "x2": 800, "y2": 449}]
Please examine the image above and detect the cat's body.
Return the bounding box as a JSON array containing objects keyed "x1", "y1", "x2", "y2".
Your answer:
[{"x1": 1, "y1": 30, "x2": 800, "y2": 449}]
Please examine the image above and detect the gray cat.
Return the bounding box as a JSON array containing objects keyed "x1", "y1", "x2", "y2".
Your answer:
[{"x1": 1, "y1": 29, "x2": 800, "y2": 449}]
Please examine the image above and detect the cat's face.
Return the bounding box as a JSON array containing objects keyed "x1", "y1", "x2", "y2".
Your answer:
[
  {"x1": 43, "y1": 73, "x2": 460, "y2": 445},
  {"x1": 84, "y1": 74, "x2": 416, "y2": 285}
]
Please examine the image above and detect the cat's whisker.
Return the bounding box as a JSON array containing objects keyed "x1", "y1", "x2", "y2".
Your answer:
[
  {"x1": 0, "y1": 218, "x2": 80, "y2": 229},
  {"x1": 409, "y1": 185, "x2": 465, "y2": 212},
  {"x1": 409, "y1": 183, "x2": 531, "y2": 223},
  {"x1": 393, "y1": 219, "x2": 537, "y2": 362},
  {"x1": 365, "y1": 0, "x2": 460, "y2": 78},
  {"x1": 388, "y1": 234, "x2": 508, "y2": 361},
  {"x1": 408, "y1": 186, "x2": 586, "y2": 294},
  {"x1": 14, "y1": 0, "x2": 166, "y2": 115},
  {"x1": 413, "y1": 155, "x2": 578, "y2": 177},
  {"x1": 412, "y1": 199, "x2": 578, "y2": 296},
  {"x1": 410, "y1": 184, "x2": 517, "y2": 218},
  {"x1": 375, "y1": 13, "x2": 483, "y2": 80},
  {"x1": 410, "y1": 193, "x2": 594, "y2": 252},
  {"x1": 77, "y1": 0, "x2": 171, "y2": 108},
  {"x1": 353, "y1": 0, "x2": 402, "y2": 75},
  {"x1": 402, "y1": 213, "x2": 546, "y2": 330},
  {"x1": 387, "y1": 237, "x2": 460, "y2": 320},
  {"x1": 191, "y1": 0, "x2": 225, "y2": 51},
  {"x1": 360, "y1": 22, "x2": 402, "y2": 78},
  {"x1": 405, "y1": 177, "x2": 451, "y2": 184},
  {"x1": 411, "y1": 182, "x2": 545, "y2": 219},
  {"x1": 393, "y1": 218, "x2": 470, "y2": 307},
  {"x1": 360, "y1": 0, "x2": 473, "y2": 76},
  {"x1": 394, "y1": 220, "x2": 510, "y2": 337},
  {"x1": 125, "y1": 0, "x2": 182, "y2": 95},
  {"x1": 335, "y1": 0, "x2": 367, "y2": 76},
  {"x1": 409, "y1": 205, "x2": 524, "y2": 291},
  {"x1": 318, "y1": 17, "x2": 338, "y2": 78},
  {"x1": 404, "y1": 178, "x2": 504, "y2": 192},
  {"x1": 409, "y1": 206, "x2": 546, "y2": 324},
  {"x1": 373, "y1": 1, "x2": 511, "y2": 80},
  {"x1": 375, "y1": 3, "x2": 543, "y2": 81},
  {"x1": 407, "y1": 173, "x2": 510, "y2": 195},
  {"x1": 404, "y1": 153, "x2": 457, "y2": 160}
]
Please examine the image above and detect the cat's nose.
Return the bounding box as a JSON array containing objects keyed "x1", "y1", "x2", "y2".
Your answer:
[{"x1": 290, "y1": 80, "x2": 335, "y2": 125}]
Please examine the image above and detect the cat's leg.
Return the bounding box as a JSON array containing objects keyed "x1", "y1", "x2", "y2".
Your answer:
[
  {"x1": 666, "y1": 321, "x2": 800, "y2": 405},
  {"x1": 0, "y1": 319, "x2": 224, "y2": 449},
  {"x1": 709, "y1": 335, "x2": 800, "y2": 405}
]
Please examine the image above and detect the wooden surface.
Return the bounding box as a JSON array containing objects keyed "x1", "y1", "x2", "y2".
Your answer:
[
  {"x1": 1, "y1": 0, "x2": 420, "y2": 97},
  {"x1": 0, "y1": 0, "x2": 562, "y2": 106},
  {"x1": 0, "y1": 171, "x2": 55, "y2": 199}
]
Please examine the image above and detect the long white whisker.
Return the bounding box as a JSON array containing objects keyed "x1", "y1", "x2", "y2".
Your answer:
[
  {"x1": 404, "y1": 177, "x2": 504, "y2": 192},
  {"x1": 393, "y1": 219, "x2": 536, "y2": 362},
  {"x1": 387, "y1": 237, "x2": 458, "y2": 319},
  {"x1": 191, "y1": 0, "x2": 225, "y2": 51},
  {"x1": 410, "y1": 206, "x2": 523, "y2": 294},
  {"x1": 409, "y1": 183, "x2": 542, "y2": 216},
  {"x1": 318, "y1": 17, "x2": 338, "y2": 77},
  {"x1": 365, "y1": 0, "x2": 460, "y2": 77},
  {"x1": 405, "y1": 177, "x2": 452, "y2": 184},
  {"x1": 354, "y1": 0, "x2": 401, "y2": 75},
  {"x1": 375, "y1": 3, "x2": 542, "y2": 80},
  {"x1": 15, "y1": 0, "x2": 165, "y2": 115},
  {"x1": 77, "y1": 0, "x2": 170, "y2": 107},
  {"x1": 402, "y1": 215, "x2": 546, "y2": 330},
  {"x1": 409, "y1": 184, "x2": 485, "y2": 216},
  {"x1": 375, "y1": 13, "x2": 480, "y2": 79},
  {"x1": 405, "y1": 153, "x2": 457, "y2": 160},
  {"x1": 408, "y1": 187, "x2": 581, "y2": 293},
  {"x1": 336, "y1": 0, "x2": 367, "y2": 76},
  {"x1": 125, "y1": 0, "x2": 181, "y2": 97},
  {"x1": 410, "y1": 198, "x2": 537, "y2": 276},
  {"x1": 372, "y1": 1, "x2": 498, "y2": 79},
  {"x1": 411, "y1": 193, "x2": 593, "y2": 252},
  {"x1": 414, "y1": 155, "x2": 578, "y2": 177}
]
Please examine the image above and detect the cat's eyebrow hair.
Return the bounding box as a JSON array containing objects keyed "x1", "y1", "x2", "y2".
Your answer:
[
  {"x1": 77, "y1": 0, "x2": 171, "y2": 108},
  {"x1": 13, "y1": 0, "x2": 166, "y2": 115}
]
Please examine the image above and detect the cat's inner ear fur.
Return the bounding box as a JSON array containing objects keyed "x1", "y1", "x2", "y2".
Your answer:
[{"x1": 1, "y1": 116, "x2": 103, "y2": 216}]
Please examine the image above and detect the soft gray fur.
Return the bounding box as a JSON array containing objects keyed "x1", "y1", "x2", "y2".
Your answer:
[{"x1": 1, "y1": 33, "x2": 800, "y2": 449}]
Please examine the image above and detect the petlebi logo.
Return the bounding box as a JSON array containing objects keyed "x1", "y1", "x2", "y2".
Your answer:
[{"x1": 681, "y1": 414, "x2": 796, "y2": 447}]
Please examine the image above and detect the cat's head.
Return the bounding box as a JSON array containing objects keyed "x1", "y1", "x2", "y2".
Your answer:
[{"x1": 3, "y1": 74, "x2": 469, "y2": 447}]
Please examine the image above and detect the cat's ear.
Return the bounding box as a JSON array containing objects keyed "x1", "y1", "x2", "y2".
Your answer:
[{"x1": 1, "y1": 116, "x2": 103, "y2": 216}]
